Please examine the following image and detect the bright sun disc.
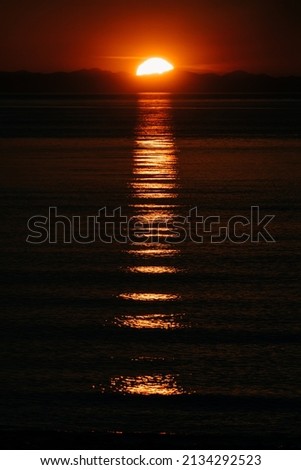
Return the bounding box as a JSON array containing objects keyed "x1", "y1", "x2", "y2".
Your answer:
[{"x1": 136, "y1": 58, "x2": 174, "y2": 76}]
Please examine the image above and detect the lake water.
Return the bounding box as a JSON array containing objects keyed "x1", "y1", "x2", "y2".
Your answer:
[{"x1": 0, "y1": 94, "x2": 300, "y2": 440}]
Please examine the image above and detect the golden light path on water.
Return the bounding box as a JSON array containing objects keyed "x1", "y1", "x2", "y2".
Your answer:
[
  {"x1": 111, "y1": 97, "x2": 185, "y2": 396},
  {"x1": 126, "y1": 265, "x2": 180, "y2": 274},
  {"x1": 109, "y1": 374, "x2": 184, "y2": 396},
  {"x1": 115, "y1": 313, "x2": 183, "y2": 329},
  {"x1": 127, "y1": 247, "x2": 179, "y2": 258},
  {"x1": 118, "y1": 97, "x2": 182, "y2": 328},
  {"x1": 118, "y1": 292, "x2": 179, "y2": 301}
]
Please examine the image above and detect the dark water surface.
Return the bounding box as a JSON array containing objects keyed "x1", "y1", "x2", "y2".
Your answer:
[{"x1": 0, "y1": 94, "x2": 300, "y2": 440}]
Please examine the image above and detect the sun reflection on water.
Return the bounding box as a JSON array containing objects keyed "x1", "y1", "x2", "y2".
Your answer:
[
  {"x1": 126, "y1": 266, "x2": 180, "y2": 274},
  {"x1": 109, "y1": 374, "x2": 184, "y2": 396},
  {"x1": 117, "y1": 97, "x2": 183, "y2": 329},
  {"x1": 118, "y1": 292, "x2": 179, "y2": 301},
  {"x1": 110, "y1": 98, "x2": 186, "y2": 401},
  {"x1": 130, "y1": 182, "x2": 176, "y2": 190},
  {"x1": 129, "y1": 98, "x2": 179, "y2": 211},
  {"x1": 115, "y1": 313, "x2": 183, "y2": 329},
  {"x1": 127, "y1": 248, "x2": 179, "y2": 257},
  {"x1": 130, "y1": 191, "x2": 178, "y2": 199}
]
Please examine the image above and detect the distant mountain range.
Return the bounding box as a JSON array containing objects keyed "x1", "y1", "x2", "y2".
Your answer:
[{"x1": 0, "y1": 69, "x2": 300, "y2": 93}]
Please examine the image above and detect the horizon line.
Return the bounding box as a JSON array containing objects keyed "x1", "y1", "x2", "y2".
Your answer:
[{"x1": 0, "y1": 68, "x2": 301, "y2": 78}]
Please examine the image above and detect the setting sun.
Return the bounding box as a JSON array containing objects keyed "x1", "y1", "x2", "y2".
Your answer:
[{"x1": 136, "y1": 58, "x2": 174, "y2": 76}]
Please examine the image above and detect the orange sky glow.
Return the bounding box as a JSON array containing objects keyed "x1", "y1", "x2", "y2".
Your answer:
[{"x1": 1, "y1": 0, "x2": 301, "y2": 75}]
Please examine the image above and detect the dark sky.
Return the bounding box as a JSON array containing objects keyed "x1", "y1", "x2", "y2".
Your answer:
[{"x1": 1, "y1": 0, "x2": 301, "y2": 75}]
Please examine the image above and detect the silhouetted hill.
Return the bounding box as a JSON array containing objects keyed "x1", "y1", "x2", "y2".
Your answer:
[
  {"x1": 0, "y1": 69, "x2": 300, "y2": 93},
  {"x1": 0, "y1": 69, "x2": 133, "y2": 93}
]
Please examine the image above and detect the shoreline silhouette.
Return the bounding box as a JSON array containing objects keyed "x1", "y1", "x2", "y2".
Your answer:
[{"x1": 0, "y1": 69, "x2": 300, "y2": 93}]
